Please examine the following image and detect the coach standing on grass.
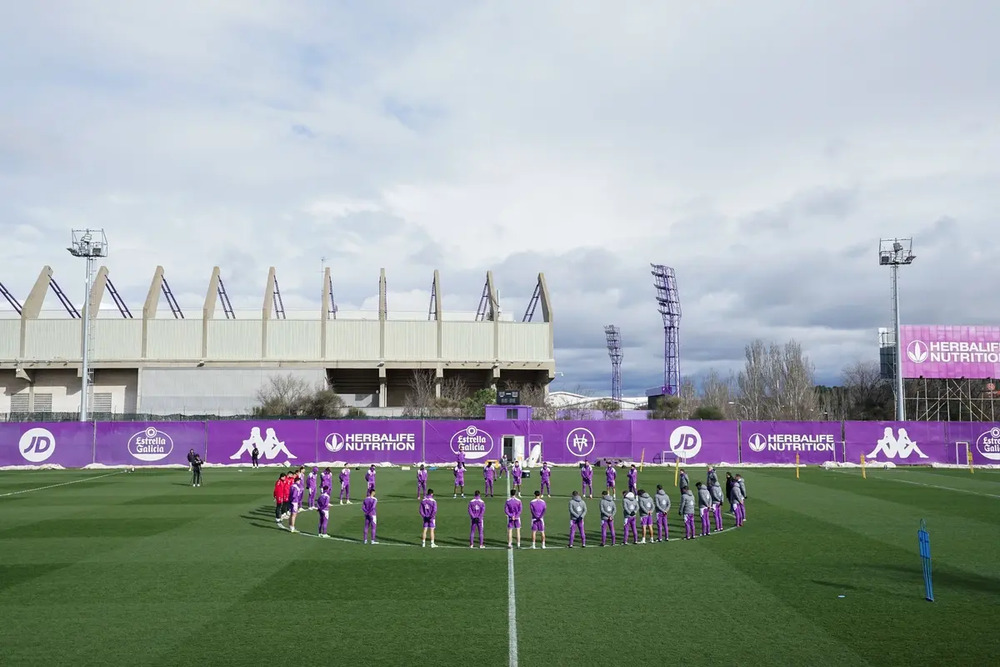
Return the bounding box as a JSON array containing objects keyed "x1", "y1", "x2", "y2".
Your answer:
[{"x1": 191, "y1": 451, "x2": 203, "y2": 487}]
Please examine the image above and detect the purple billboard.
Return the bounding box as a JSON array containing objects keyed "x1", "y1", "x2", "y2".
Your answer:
[
  {"x1": 0, "y1": 422, "x2": 94, "y2": 468},
  {"x1": 527, "y1": 421, "x2": 632, "y2": 464},
  {"x1": 944, "y1": 422, "x2": 1000, "y2": 466},
  {"x1": 741, "y1": 421, "x2": 841, "y2": 464},
  {"x1": 844, "y1": 421, "x2": 952, "y2": 465},
  {"x1": 316, "y1": 420, "x2": 423, "y2": 464},
  {"x1": 94, "y1": 422, "x2": 207, "y2": 467},
  {"x1": 900, "y1": 325, "x2": 1000, "y2": 380},
  {"x1": 206, "y1": 420, "x2": 317, "y2": 464},
  {"x1": 630, "y1": 421, "x2": 739, "y2": 464}
]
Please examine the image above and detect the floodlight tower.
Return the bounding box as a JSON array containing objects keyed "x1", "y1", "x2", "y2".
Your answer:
[
  {"x1": 67, "y1": 229, "x2": 109, "y2": 421},
  {"x1": 651, "y1": 264, "x2": 682, "y2": 396},
  {"x1": 879, "y1": 238, "x2": 916, "y2": 421},
  {"x1": 604, "y1": 325, "x2": 623, "y2": 403}
]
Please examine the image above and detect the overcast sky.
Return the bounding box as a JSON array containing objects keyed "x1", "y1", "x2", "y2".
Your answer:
[{"x1": 2, "y1": 1, "x2": 998, "y2": 394}]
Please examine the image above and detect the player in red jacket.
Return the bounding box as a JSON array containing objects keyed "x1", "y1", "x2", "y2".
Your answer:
[{"x1": 274, "y1": 472, "x2": 287, "y2": 524}]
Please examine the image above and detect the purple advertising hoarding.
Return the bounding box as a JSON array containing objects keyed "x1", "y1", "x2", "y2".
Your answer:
[
  {"x1": 844, "y1": 421, "x2": 951, "y2": 465},
  {"x1": 527, "y1": 421, "x2": 632, "y2": 464},
  {"x1": 630, "y1": 421, "x2": 739, "y2": 464},
  {"x1": 205, "y1": 420, "x2": 317, "y2": 464},
  {"x1": 0, "y1": 422, "x2": 94, "y2": 468},
  {"x1": 94, "y1": 422, "x2": 207, "y2": 466},
  {"x1": 900, "y1": 325, "x2": 1000, "y2": 380},
  {"x1": 741, "y1": 421, "x2": 840, "y2": 464},
  {"x1": 944, "y1": 422, "x2": 1000, "y2": 466},
  {"x1": 315, "y1": 420, "x2": 423, "y2": 464},
  {"x1": 423, "y1": 421, "x2": 529, "y2": 463}
]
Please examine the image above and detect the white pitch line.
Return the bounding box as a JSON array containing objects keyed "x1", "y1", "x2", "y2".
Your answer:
[
  {"x1": 506, "y1": 473, "x2": 519, "y2": 667},
  {"x1": 828, "y1": 470, "x2": 1000, "y2": 499},
  {"x1": 0, "y1": 470, "x2": 125, "y2": 498}
]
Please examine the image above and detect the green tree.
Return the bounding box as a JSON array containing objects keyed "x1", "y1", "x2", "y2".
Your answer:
[
  {"x1": 649, "y1": 395, "x2": 683, "y2": 419},
  {"x1": 691, "y1": 405, "x2": 726, "y2": 420},
  {"x1": 462, "y1": 388, "x2": 497, "y2": 419}
]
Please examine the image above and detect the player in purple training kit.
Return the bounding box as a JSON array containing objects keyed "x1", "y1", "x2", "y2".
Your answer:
[
  {"x1": 468, "y1": 490, "x2": 486, "y2": 549},
  {"x1": 316, "y1": 485, "x2": 331, "y2": 538},
  {"x1": 420, "y1": 489, "x2": 438, "y2": 548},
  {"x1": 417, "y1": 464, "x2": 428, "y2": 499},
  {"x1": 505, "y1": 489, "x2": 523, "y2": 549},
  {"x1": 365, "y1": 465, "x2": 377, "y2": 495},
  {"x1": 512, "y1": 461, "x2": 523, "y2": 494},
  {"x1": 339, "y1": 467, "x2": 352, "y2": 505},
  {"x1": 288, "y1": 477, "x2": 304, "y2": 533},
  {"x1": 362, "y1": 488, "x2": 379, "y2": 545},
  {"x1": 606, "y1": 464, "x2": 617, "y2": 497},
  {"x1": 483, "y1": 461, "x2": 495, "y2": 497},
  {"x1": 306, "y1": 467, "x2": 318, "y2": 509},
  {"x1": 457, "y1": 445, "x2": 466, "y2": 467},
  {"x1": 321, "y1": 468, "x2": 333, "y2": 499},
  {"x1": 581, "y1": 460, "x2": 593, "y2": 498},
  {"x1": 627, "y1": 464, "x2": 638, "y2": 495},
  {"x1": 539, "y1": 462, "x2": 552, "y2": 497},
  {"x1": 453, "y1": 462, "x2": 466, "y2": 498},
  {"x1": 529, "y1": 490, "x2": 547, "y2": 549}
]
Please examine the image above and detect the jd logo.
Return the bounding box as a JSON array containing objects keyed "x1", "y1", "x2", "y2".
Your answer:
[
  {"x1": 906, "y1": 340, "x2": 929, "y2": 364},
  {"x1": 565, "y1": 427, "x2": 596, "y2": 458},
  {"x1": 230, "y1": 426, "x2": 296, "y2": 460},
  {"x1": 19, "y1": 427, "x2": 56, "y2": 463},
  {"x1": 867, "y1": 427, "x2": 928, "y2": 460},
  {"x1": 669, "y1": 426, "x2": 702, "y2": 459}
]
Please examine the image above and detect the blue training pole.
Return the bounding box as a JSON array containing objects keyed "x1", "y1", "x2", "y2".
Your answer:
[{"x1": 918, "y1": 519, "x2": 934, "y2": 602}]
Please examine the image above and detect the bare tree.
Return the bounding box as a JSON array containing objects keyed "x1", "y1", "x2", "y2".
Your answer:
[
  {"x1": 841, "y1": 360, "x2": 894, "y2": 420},
  {"x1": 699, "y1": 369, "x2": 737, "y2": 417},
  {"x1": 402, "y1": 370, "x2": 437, "y2": 418},
  {"x1": 254, "y1": 374, "x2": 343, "y2": 417},
  {"x1": 678, "y1": 376, "x2": 699, "y2": 418},
  {"x1": 736, "y1": 339, "x2": 817, "y2": 420},
  {"x1": 737, "y1": 340, "x2": 769, "y2": 419},
  {"x1": 434, "y1": 376, "x2": 469, "y2": 418}
]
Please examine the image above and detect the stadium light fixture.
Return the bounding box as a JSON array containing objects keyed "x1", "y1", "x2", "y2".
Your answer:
[
  {"x1": 879, "y1": 237, "x2": 915, "y2": 421},
  {"x1": 67, "y1": 229, "x2": 109, "y2": 422}
]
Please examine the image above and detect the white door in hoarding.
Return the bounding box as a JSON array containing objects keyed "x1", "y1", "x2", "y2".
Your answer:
[
  {"x1": 508, "y1": 435, "x2": 526, "y2": 463},
  {"x1": 955, "y1": 442, "x2": 970, "y2": 465},
  {"x1": 526, "y1": 437, "x2": 542, "y2": 467}
]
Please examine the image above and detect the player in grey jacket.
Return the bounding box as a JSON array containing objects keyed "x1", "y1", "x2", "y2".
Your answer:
[
  {"x1": 568, "y1": 491, "x2": 588, "y2": 547},
  {"x1": 695, "y1": 482, "x2": 713, "y2": 536},
  {"x1": 621, "y1": 492, "x2": 639, "y2": 545},
  {"x1": 736, "y1": 474, "x2": 747, "y2": 520},
  {"x1": 679, "y1": 468, "x2": 690, "y2": 490},
  {"x1": 707, "y1": 466, "x2": 720, "y2": 487},
  {"x1": 679, "y1": 486, "x2": 696, "y2": 540},
  {"x1": 599, "y1": 491, "x2": 617, "y2": 546},
  {"x1": 654, "y1": 485, "x2": 671, "y2": 542},
  {"x1": 732, "y1": 478, "x2": 746, "y2": 527},
  {"x1": 637, "y1": 490, "x2": 655, "y2": 543},
  {"x1": 708, "y1": 475, "x2": 724, "y2": 531}
]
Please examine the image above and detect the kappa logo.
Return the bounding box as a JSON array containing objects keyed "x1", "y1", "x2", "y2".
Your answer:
[
  {"x1": 976, "y1": 427, "x2": 1000, "y2": 462},
  {"x1": 230, "y1": 426, "x2": 296, "y2": 460},
  {"x1": 867, "y1": 427, "x2": 928, "y2": 460},
  {"x1": 565, "y1": 427, "x2": 596, "y2": 458},
  {"x1": 324, "y1": 433, "x2": 346, "y2": 453},
  {"x1": 19, "y1": 427, "x2": 56, "y2": 463},
  {"x1": 669, "y1": 425, "x2": 702, "y2": 459},
  {"x1": 747, "y1": 433, "x2": 767, "y2": 453},
  {"x1": 907, "y1": 340, "x2": 929, "y2": 364}
]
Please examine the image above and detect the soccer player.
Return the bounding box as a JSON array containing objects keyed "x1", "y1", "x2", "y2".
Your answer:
[
  {"x1": 627, "y1": 464, "x2": 638, "y2": 495},
  {"x1": 530, "y1": 490, "x2": 547, "y2": 549},
  {"x1": 654, "y1": 484, "x2": 671, "y2": 542},
  {"x1": 512, "y1": 461, "x2": 523, "y2": 493},
  {"x1": 581, "y1": 460, "x2": 594, "y2": 498},
  {"x1": 539, "y1": 462, "x2": 552, "y2": 497},
  {"x1": 505, "y1": 489, "x2": 523, "y2": 549},
  {"x1": 638, "y1": 488, "x2": 654, "y2": 543},
  {"x1": 568, "y1": 490, "x2": 587, "y2": 548},
  {"x1": 621, "y1": 492, "x2": 639, "y2": 544},
  {"x1": 365, "y1": 465, "x2": 377, "y2": 495},
  {"x1": 484, "y1": 461, "x2": 495, "y2": 497},
  {"x1": 317, "y1": 485, "x2": 331, "y2": 538},
  {"x1": 679, "y1": 485, "x2": 695, "y2": 540},
  {"x1": 453, "y1": 462, "x2": 466, "y2": 498},
  {"x1": 736, "y1": 474, "x2": 748, "y2": 521},
  {"x1": 457, "y1": 445, "x2": 466, "y2": 467},
  {"x1": 599, "y1": 490, "x2": 617, "y2": 546},
  {"x1": 498, "y1": 455, "x2": 508, "y2": 479},
  {"x1": 679, "y1": 468, "x2": 689, "y2": 491},
  {"x1": 321, "y1": 467, "x2": 333, "y2": 496},
  {"x1": 362, "y1": 488, "x2": 378, "y2": 545},
  {"x1": 420, "y1": 489, "x2": 438, "y2": 548},
  {"x1": 731, "y1": 478, "x2": 746, "y2": 527},
  {"x1": 288, "y1": 475, "x2": 304, "y2": 533},
  {"x1": 696, "y1": 482, "x2": 712, "y2": 537},
  {"x1": 469, "y1": 490, "x2": 486, "y2": 549},
  {"x1": 606, "y1": 464, "x2": 617, "y2": 498},
  {"x1": 417, "y1": 464, "x2": 428, "y2": 499},
  {"x1": 273, "y1": 472, "x2": 287, "y2": 524},
  {"x1": 707, "y1": 467, "x2": 724, "y2": 531},
  {"x1": 280, "y1": 471, "x2": 293, "y2": 518},
  {"x1": 339, "y1": 467, "x2": 352, "y2": 505},
  {"x1": 306, "y1": 467, "x2": 318, "y2": 509},
  {"x1": 251, "y1": 444, "x2": 259, "y2": 468},
  {"x1": 191, "y1": 452, "x2": 203, "y2": 487},
  {"x1": 725, "y1": 472, "x2": 736, "y2": 513}
]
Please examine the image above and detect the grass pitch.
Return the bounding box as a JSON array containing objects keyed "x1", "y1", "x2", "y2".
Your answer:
[{"x1": 1, "y1": 465, "x2": 998, "y2": 666}]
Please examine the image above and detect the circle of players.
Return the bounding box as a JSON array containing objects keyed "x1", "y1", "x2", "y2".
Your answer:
[{"x1": 270, "y1": 460, "x2": 748, "y2": 549}]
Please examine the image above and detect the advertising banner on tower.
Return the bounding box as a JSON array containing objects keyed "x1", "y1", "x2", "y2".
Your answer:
[
  {"x1": 206, "y1": 420, "x2": 317, "y2": 464},
  {"x1": 741, "y1": 421, "x2": 841, "y2": 464},
  {"x1": 944, "y1": 422, "x2": 1000, "y2": 465},
  {"x1": 844, "y1": 421, "x2": 951, "y2": 465},
  {"x1": 899, "y1": 325, "x2": 1000, "y2": 380},
  {"x1": 0, "y1": 422, "x2": 94, "y2": 468},
  {"x1": 95, "y1": 422, "x2": 207, "y2": 466},
  {"x1": 315, "y1": 420, "x2": 423, "y2": 464},
  {"x1": 630, "y1": 421, "x2": 739, "y2": 464}
]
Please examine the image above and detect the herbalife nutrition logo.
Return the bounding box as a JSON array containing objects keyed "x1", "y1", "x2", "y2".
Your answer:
[
  {"x1": 867, "y1": 427, "x2": 928, "y2": 460},
  {"x1": 907, "y1": 340, "x2": 929, "y2": 364},
  {"x1": 906, "y1": 338, "x2": 1000, "y2": 364}
]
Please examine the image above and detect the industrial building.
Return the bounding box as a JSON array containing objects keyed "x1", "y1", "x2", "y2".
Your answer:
[{"x1": 0, "y1": 266, "x2": 555, "y2": 417}]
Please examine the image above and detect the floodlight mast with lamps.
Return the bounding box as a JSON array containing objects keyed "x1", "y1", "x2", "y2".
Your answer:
[
  {"x1": 604, "y1": 325, "x2": 623, "y2": 403},
  {"x1": 878, "y1": 237, "x2": 916, "y2": 421},
  {"x1": 67, "y1": 229, "x2": 108, "y2": 422},
  {"x1": 651, "y1": 264, "x2": 682, "y2": 396}
]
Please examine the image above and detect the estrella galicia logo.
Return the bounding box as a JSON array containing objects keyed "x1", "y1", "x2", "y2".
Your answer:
[
  {"x1": 976, "y1": 427, "x2": 1000, "y2": 462},
  {"x1": 565, "y1": 427, "x2": 596, "y2": 458},
  {"x1": 127, "y1": 427, "x2": 174, "y2": 462},
  {"x1": 669, "y1": 425, "x2": 702, "y2": 459},
  {"x1": 19, "y1": 427, "x2": 55, "y2": 463},
  {"x1": 450, "y1": 426, "x2": 493, "y2": 460},
  {"x1": 324, "y1": 433, "x2": 346, "y2": 453},
  {"x1": 747, "y1": 433, "x2": 767, "y2": 453},
  {"x1": 906, "y1": 340, "x2": 929, "y2": 363}
]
